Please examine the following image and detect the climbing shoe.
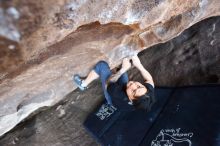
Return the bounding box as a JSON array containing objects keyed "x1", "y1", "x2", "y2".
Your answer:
[{"x1": 73, "y1": 74, "x2": 87, "y2": 91}]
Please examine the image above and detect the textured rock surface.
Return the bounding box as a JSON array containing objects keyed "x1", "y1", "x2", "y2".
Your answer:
[
  {"x1": 0, "y1": 6, "x2": 20, "y2": 42},
  {"x1": 0, "y1": 0, "x2": 220, "y2": 137},
  {"x1": 11, "y1": 0, "x2": 220, "y2": 59},
  {"x1": 0, "y1": 16, "x2": 220, "y2": 146}
]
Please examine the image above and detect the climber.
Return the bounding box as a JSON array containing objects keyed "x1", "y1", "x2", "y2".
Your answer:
[{"x1": 73, "y1": 55, "x2": 155, "y2": 111}]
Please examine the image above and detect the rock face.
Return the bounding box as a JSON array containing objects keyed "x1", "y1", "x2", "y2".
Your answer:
[
  {"x1": 0, "y1": 0, "x2": 220, "y2": 137},
  {"x1": 0, "y1": 16, "x2": 220, "y2": 146}
]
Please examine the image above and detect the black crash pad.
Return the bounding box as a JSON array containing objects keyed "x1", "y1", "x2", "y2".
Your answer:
[{"x1": 83, "y1": 85, "x2": 220, "y2": 146}]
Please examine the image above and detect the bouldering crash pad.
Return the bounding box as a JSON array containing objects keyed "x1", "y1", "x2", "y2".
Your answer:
[{"x1": 84, "y1": 85, "x2": 220, "y2": 146}]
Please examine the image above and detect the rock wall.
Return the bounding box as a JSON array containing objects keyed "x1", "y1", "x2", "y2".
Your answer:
[
  {"x1": 0, "y1": 0, "x2": 220, "y2": 137},
  {"x1": 0, "y1": 16, "x2": 220, "y2": 146}
]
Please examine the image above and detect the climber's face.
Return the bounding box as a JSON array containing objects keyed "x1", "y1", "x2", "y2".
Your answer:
[{"x1": 126, "y1": 81, "x2": 147, "y2": 101}]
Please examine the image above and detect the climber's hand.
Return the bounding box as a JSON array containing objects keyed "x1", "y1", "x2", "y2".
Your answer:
[
  {"x1": 131, "y1": 55, "x2": 143, "y2": 69},
  {"x1": 122, "y1": 57, "x2": 131, "y2": 72}
]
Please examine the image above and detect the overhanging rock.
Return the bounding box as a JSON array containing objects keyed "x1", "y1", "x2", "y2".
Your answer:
[{"x1": 0, "y1": 0, "x2": 220, "y2": 137}]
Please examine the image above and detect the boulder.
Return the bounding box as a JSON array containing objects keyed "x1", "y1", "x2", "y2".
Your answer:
[{"x1": 0, "y1": 0, "x2": 220, "y2": 137}]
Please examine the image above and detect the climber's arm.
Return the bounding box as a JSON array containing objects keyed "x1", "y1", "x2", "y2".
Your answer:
[
  {"x1": 107, "y1": 58, "x2": 131, "y2": 83},
  {"x1": 131, "y1": 55, "x2": 154, "y2": 87}
]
